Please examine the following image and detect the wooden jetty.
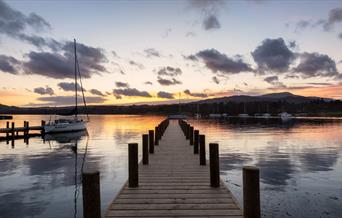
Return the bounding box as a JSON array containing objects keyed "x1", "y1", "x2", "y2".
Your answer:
[
  {"x1": 0, "y1": 120, "x2": 45, "y2": 142},
  {"x1": 82, "y1": 119, "x2": 261, "y2": 218}
]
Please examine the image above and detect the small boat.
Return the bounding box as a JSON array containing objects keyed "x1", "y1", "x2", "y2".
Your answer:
[
  {"x1": 239, "y1": 103, "x2": 249, "y2": 118},
  {"x1": 261, "y1": 113, "x2": 271, "y2": 118},
  {"x1": 168, "y1": 114, "x2": 188, "y2": 119},
  {"x1": 209, "y1": 113, "x2": 222, "y2": 118},
  {"x1": 238, "y1": 113, "x2": 249, "y2": 118},
  {"x1": 279, "y1": 112, "x2": 292, "y2": 121},
  {"x1": 194, "y1": 113, "x2": 201, "y2": 119},
  {"x1": 44, "y1": 39, "x2": 88, "y2": 133}
]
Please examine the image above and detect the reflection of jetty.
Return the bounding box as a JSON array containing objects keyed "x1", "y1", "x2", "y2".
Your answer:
[
  {"x1": 81, "y1": 119, "x2": 261, "y2": 218},
  {"x1": 0, "y1": 120, "x2": 45, "y2": 143}
]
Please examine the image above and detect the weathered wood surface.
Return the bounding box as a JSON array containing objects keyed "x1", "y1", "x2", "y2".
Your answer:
[{"x1": 105, "y1": 120, "x2": 242, "y2": 218}]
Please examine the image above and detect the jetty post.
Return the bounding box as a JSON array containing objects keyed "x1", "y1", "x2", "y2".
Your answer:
[
  {"x1": 41, "y1": 120, "x2": 46, "y2": 134},
  {"x1": 128, "y1": 143, "x2": 138, "y2": 187},
  {"x1": 82, "y1": 171, "x2": 101, "y2": 218},
  {"x1": 6, "y1": 121, "x2": 9, "y2": 138},
  {"x1": 209, "y1": 143, "x2": 220, "y2": 187},
  {"x1": 148, "y1": 130, "x2": 154, "y2": 154},
  {"x1": 189, "y1": 126, "x2": 194, "y2": 145},
  {"x1": 142, "y1": 134, "x2": 149, "y2": 165},
  {"x1": 243, "y1": 166, "x2": 261, "y2": 218},
  {"x1": 194, "y1": 130, "x2": 199, "y2": 154},
  {"x1": 199, "y1": 134, "x2": 206, "y2": 165},
  {"x1": 155, "y1": 126, "x2": 159, "y2": 145}
]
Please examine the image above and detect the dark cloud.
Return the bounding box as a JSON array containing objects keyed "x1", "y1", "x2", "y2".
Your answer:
[
  {"x1": 323, "y1": 7, "x2": 342, "y2": 31},
  {"x1": 113, "y1": 88, "x2": 151, "y2": 98},
  {"x1": 0, "y1": 0, "x2": 53, "y2": 49},
  {"x1": 183, "y1": 54, "x2": 198, "y2": 61},
  {"x1": 33, "y1": 86, "x2": 54, "y2": 96},
  {"x1": 89, "y1": 89, "x2": 105, "y2": 96},
  {"x1": 212, "y1": 76, "x2": 220, "y2": 84},
  {"x1": 144, "y1": 81, "x2": 153, "y2": 85},
  {"x1": 194, "y1": 49, "x2": 252, "y2": 74},
  {"x1": 144, "y1": 48, "x2": 161, "y2": 58},
  {"x1": 157, "y1": 91, "x2": 174, "y2": 99},
  {"x1": 184, "y1": 89, "x2": 208, "y2": 98},
  {"x1": 264, "y1": 75, "x2": 286, "y2": 88},
  {"x1": 188, "y1": 0, "x2": 225, "y2": 31},
  {"x1": 37, "y1": 96, "x2": 106, "y2": 105},
  {"x1": 58, "y1": 82, "x2": 85, "y2": 92},
  {"x1": 0, "y1": 55, "x2": 20, "y2": 74},
  {"x1": 203, "y1": 15, "x2": 220, "y2": 30},
  {"x1": 306, "y1": 82, "x2": 332, "y2": 86},
  {"x1": 293, "y1": 52, "x2": 340, "y2": 79},
  {"x1": 251, "y1": 38, "x2": 296, "y2": 73},
  {"x1": 115, "y1": 81, "x2": 129, "y2": 88},
  {"x1": 23, "y1": 41, "x2": 107, "y2": 79},
  {"x1": 157, "y1": 66, "x2": 182, "y2": 76},
  {"x1": 338, "y1": 32, "x2": 342, "y2": 39},
  {"x1": 129, "y1": 60, "x2": 144, "y2": 69},
  {"x1": 157, "y1": 77, "x2": 182, "y2": 86}
]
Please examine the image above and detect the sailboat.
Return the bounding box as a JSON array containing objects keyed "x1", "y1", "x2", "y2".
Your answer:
[
  {"x1": 168, "y1": 93, "x2": 188, "y2": 119},
  {"x1": 44, "y1": 39, "x2": 88, "y2": 133},
  {"x1": 238, "y1": 102, "x2": 249, "y2": 118}
]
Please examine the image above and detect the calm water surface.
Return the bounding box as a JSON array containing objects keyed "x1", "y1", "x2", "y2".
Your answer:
[{"x1": 0, "y1": 115, "x2": 341, "y2": 218}]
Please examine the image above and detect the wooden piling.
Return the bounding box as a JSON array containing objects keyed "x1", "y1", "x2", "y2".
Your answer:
[
  {"x1": 189, "y1": 126, "x2": 194, "y2": 145},
  {"x1": 185, "y1": 124, "x2": 190, "y2": 139},
  {"x1": 148, "y1": 130, "x2": 154, "y2": 154},
  {"x1": 155, "y1": 126, "x2": 159, "y2": 145},
  {"x1": 6, "y1": 121, "x2": 9, "y2": 138},
  {"x1": 82, "y1": 171, "x2": 101, "y2": 218},
  {"x1": 194, "y1": 130, "x2": 199, "y2": 154},
  {"x1": 142, "y1": 134, "x2": 149, "y2": 165},
  {"x1": 41, "y1": 120, "x2": 45, "y2": 134},
  {"x1": 243, "y1": 166, "x2": 261, "y2": 218},
  {"x1": 209, "y1": 143, "x2": 220, "y2": 187},
  {"x1": 199, "y1": 134, "x2": 206, "y2": 165},
  {"x1": 128, "y1": 143, "x2": 138, "y2": 187}
]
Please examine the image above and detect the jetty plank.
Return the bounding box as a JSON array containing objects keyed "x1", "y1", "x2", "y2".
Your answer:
[{"x1": 105, "y1": 120, "x2": 242, "y2": 218}]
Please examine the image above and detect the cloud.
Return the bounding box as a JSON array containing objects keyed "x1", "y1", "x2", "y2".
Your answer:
[
  {"x1": 162, "y1": 28, "x2": 172, "y2": 38},
  {"x1": 37, "y1": 96, "x2": 106, "y2": 105},
  {"x1": 339, "y1": 32, "x2": 342, "y2": 39},
  {"x1": 293, "y1": 52, "x2": 340, "y2": 79},
  {"x1": 185, "y1": 32, "x2": 196, "y2": 37},
  {"x1": 115, "y1": 81, "x2": 129, "y2": 88},
  {"x1": 144, "y1": 81, "x2": 153, "y2": 85},
  {"x1": 58, "y1": 82, "x2": 85, "y2": 92},
  {"x1": 23, "y1": 41, "x2": 107, "y2": 79},
  {"x1": 263, "y1": 75, "x2": 286, "y2": 88},
  {"x1": 193, "y1": 49, "x2": 252, "y2": 74},
  {"x1": 184, "y1": 89, "x2": 208, "y2": 98},
  {"x1": 251, "y1": 38, "x2": 296, "y2": 73},
  {"x1": 212, "y1": 76, "x2": 220, "y2": 84},
  {"x1": 89, "y1": 89, "x2": 105, "y2": 96},
  {"x1": 157, "y1": 66, "x2": 182, "y2": 76},
  {"x1": 323, "y1": 7, "x2": 342, "y2": 31},
  {"x1": 183, "y1": 54, "x2": 198, "y2": 61},
  {"x1": 0, "y1": 55, "x2": 20, "y2": 74},
  {"x1": 129, "y1": 60, "x2": 144, "y2": 69},
  {"x1": 187, "y1": 0, "x2": 225, "y2": 31},
  {"x1": 203, "y1": 15, "x2": 221, "y2": 30},
  {"x1": 0, "y1": 0, "x2": 56, "y2": 49},
  {"x1": 33, "y1": 86, "x2": 54, "y2": 96},
  {"x1": 157, "y1": 77, "x2": 182, "y2": 86},
  {"x1": 157, "y1": 91, "x2": 174, "y2": 99},
  {"x1": 144, "y1": 48, "x2": 161, "y2": 58},
  {"x1": 113, "y1": 88, "x2": 151, "y2": 98}
]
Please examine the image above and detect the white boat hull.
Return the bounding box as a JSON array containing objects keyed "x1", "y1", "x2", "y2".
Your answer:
[{"x1": 44, "y1": 121, "x2": 86, "y2": 133}]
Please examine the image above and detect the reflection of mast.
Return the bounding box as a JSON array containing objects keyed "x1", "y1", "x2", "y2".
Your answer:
[{"x1": 73, "y1": 140, "x2": 78, "y2": 218}]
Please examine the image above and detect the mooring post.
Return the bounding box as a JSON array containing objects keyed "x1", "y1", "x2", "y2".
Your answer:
[
  {"x1": 209, "y1": 143, "x2": 220, "y2": 187},
  {"x1": 155, "y1": 126, "x2": 159, "y2": 145},
  {"x1": 199, "y1": 135, "x2": 206, "y2": 165},
  {"x1": 243, "y1": 166, "x2": 261, "y2": 218},
  {"x1": 142, "y1": 134, "x2": 149, "y2": 165},
  {"x1": 194, "y1": 130, "x2": 199, "y2": 154},
  {"x1": 128, "y1": 143, "x2": 138, "y2": 187},
  {"x1": 186, "y1": 124, "x2": 190, "y2": 139},
  {"x1": 41, "y1": 120, "x2": 46, "y2": 134},
  {"x1": 82, "y1": 171, "x2": 101, "y2": 218},
  {"x1": 149, "y1": 130, "x2": 154, "y2": 154},
  {"x1": 6, "y1": 121, "x2": 9, "y2": 138},
  {"x1": 11, "y1": 122, "x2": 15, "y2": 139},
  {"x1": 189, "y1": 126, "x2": 194, "y2": 145}
]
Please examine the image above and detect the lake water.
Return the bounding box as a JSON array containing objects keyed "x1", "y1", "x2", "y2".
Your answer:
[{"x1": 0, "y1": 115, "x2": 341, "y2": 218}]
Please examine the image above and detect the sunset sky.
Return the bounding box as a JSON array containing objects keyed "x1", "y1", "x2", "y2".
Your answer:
[{"x1": 0, "y1": 0, "x2": 341, "y2": 107}]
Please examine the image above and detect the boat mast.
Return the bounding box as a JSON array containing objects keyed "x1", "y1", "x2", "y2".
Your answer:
[{"x1": 74, "y1": 39, "x2": 78, "y2": 119}]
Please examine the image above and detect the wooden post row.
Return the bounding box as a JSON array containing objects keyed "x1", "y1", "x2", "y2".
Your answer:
[
  {"x1": 149, "y1": 130, "x2": 154, "y2": 154},
  {"x1": 194, "y1": 130, "x2": 199, "y2": 154},
  {"x1": 209, "y1": 143, "x2": 220, "y2": 187},
  {"x1": 82, "y1": 171, "x2": 101, "y2": 218},
  {"x1": 142, "y1": 134, "x2": 149, "y2": 165},
  {"x1": 199, "y1": 135, "x2": 206, "y2": 165},
  {"x1": 243, "y1": 166, "x2": 261, "y2": 218},
  {"x1": 128, "y1": 143, "x2": 138, "y2": 187}
]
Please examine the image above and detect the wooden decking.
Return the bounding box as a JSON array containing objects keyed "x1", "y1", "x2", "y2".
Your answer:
[{"x1": 105, "y1": 120, "x2": 242, "y2": 218}]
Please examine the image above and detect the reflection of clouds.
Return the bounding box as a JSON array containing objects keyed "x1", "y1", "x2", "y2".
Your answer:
[
  {"x1": 220, "y1": 153, "x2": 252, "y2": 171},
  {"x1": 0, "y1": 155, "x2": 19, "y2": 176},
  {"x1": 299, "y1": 148, "x2": 338, "y2": 172},
  {"x1": 256, "y1": 145, "x2": 296, "y2": 188}
]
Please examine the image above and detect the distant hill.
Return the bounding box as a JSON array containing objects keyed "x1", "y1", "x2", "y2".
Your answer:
[{"x1": 196, "y1": 92, "x2": 331, "y2": 104}]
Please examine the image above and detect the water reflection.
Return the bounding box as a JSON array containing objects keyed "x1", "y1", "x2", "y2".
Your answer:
[{"x1": 0, "y1": 115, "x2": 342, "y2": 218}]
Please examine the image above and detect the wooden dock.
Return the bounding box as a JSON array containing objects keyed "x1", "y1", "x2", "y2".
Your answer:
[
  {"x1": 0, "y1": 120, "x2": 45, "y2": 142},
  {"x1": 104, "y1": 120, "x2": 243, "y2": 218}
]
